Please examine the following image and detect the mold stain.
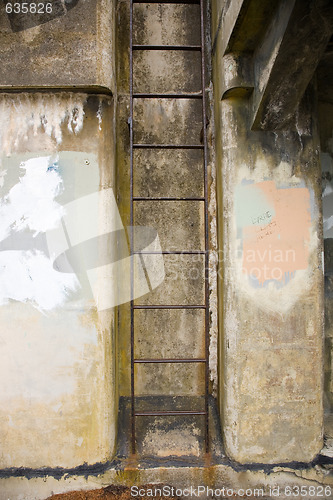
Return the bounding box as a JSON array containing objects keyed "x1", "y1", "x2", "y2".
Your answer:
[
  {"x1": 0, "y1": 92, "x2": 86, "y2": 156},
  {"x1": 237, "y1": 180, "x2": 311, "y2": 287}
]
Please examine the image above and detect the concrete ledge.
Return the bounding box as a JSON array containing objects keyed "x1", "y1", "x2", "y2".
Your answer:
[
  {"x1": 0, "y1": 458, "x2": 332, "y2": 500},
  {"x1": 0, "y1": 0, "x2": 115, "y2": 92}
]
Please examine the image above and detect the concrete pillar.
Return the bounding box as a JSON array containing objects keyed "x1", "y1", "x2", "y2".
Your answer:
[
  {"x1": 0, "y1": 0, "x2": 115, "y2": 92},
  {"x1": 0, "y1": 1, "x2": 117, "y2": 469},
  {"x1": 212, "y1": 0, "x2": 325, "y2": 464}
]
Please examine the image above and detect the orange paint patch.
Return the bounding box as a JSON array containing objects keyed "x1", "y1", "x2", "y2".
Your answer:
[{"x1": 242, "y1": 181, "x2": 311, "y2": 285}]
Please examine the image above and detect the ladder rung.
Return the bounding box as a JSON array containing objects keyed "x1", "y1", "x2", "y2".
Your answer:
[
  {"x1": 133, "y1": 144, "x2": 204, "y2": 149},
  {"x1": 134, "y1": 358, "x2": 206, "y2": 363},
  {"x1": 133, "y1": 305, "x2": 206, "y2": 309},
  {"x1": 133, "y1": 93, "x2": 202, "y2": 99},
  {"x1": 133, "y1": 196, "x2": 204, "y2": 201},
  {"x1": 135, "y1": 410, "x2": 206, "y2": 416},
  {"x1": 133, "y1": 45, "x2": 201, "y2": 51}
]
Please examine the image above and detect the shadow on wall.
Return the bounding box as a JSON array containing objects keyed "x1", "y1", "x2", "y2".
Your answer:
[{"x1": 3, "y1": 0, "x2": 80, "y2": 31}]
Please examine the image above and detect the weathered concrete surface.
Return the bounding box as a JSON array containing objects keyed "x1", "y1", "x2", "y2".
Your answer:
[
  {"x1": 1, "y1": 462, "x2": 333, "y2": 500},
  {"x1": 134, "y1": 201, "x2": 205, "y2": 251},
  {"x1": 215, "y1": 0, "x2": 333, "y2": 130},
  {"x1": 0, "y1": 0, "x2": 331, "y2": 494},
  {"x1": 217, "y1": 0, "x2": 277, "y2": 56},
  {"x1": 252, "y1": 0, "x2": 333, "y2": 130},
  {"x1": 133, "y1": 149, "x2": 204, "y2": 198},
  {"x1": 0, "y1": 0, "x2": 115, "y2": 92},
  {"x1": 132, "y1": 2, "x2": 200, "y2": 47},
  {"x1": 115, "y1": 395, "x2": 214, "y2": 460},
  {"x1": 135, "y1": 254, "x2": 205, "y2": 307},
  {"x1": 212, "y1": 0, "x2": 324, "y2": 464},
  {"x1": 0, "y1": 94, "x2": 117, "y2": 468},
  {"x1": 135, "y1": 414, "x2": 204, "y2": 457},
  {"x1": 213, "y1": 0, "x2": 277, "y2": 99},
  {"x1": 133, "y1": 50, "x2": 201, "y2": 94},
  {"x1": 133, "y1": 98, "x2": 203, "y2": 145},
  {"x1": 49, "y1": 484, "x2": 184, "y2": 499},
  {"x1": 135, "y1": 309, "x2": 205, "y2": 359},
  {"x1": 135, "y1": 363, "x2": 205, "y2": 397}
]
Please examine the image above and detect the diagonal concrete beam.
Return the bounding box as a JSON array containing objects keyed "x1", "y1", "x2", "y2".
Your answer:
[
  {"x1": 218, "y1": 0, "x2": 249, "y2": 57},
  {"x1": 214, "y1": 0, "x2": 286, "y2": 102},
  {"x1": 214, "y1": 0, "x2": 277, "y2": 57},
  {"x1": 252, "y1": 0, "x2": 333, "y2": 130}
]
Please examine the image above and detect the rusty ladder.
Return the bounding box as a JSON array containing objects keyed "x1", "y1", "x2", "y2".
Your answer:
[{"x1": 129, "y1": 0, "x2": 210, "y2": 455}]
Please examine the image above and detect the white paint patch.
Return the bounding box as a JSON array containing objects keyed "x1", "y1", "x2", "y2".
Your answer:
[
  {"x1": 0, "y1": 250, "x2": 78, "y2": 311},
  {"x1": 0, "y1": 157, "x2": 64, "y2": 238},
  {"x1": 0, "y1": 156, "x2": 79, "y2": 311},
  {"x1": 0, "y1": 169, "x2": 6, "y2": 188}
]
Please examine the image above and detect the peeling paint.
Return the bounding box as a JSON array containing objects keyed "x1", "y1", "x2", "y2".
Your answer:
[
  {"x1": 0, "y1": 156, "x2": 79, "y2": 311},
  {"x1": 231, "y1": 161, "x2": 319, "y2": 314}
]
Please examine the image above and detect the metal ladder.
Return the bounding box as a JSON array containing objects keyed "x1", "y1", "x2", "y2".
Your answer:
[{"x1": 129, "y1": 0, "x2": 209, "y2": 455}]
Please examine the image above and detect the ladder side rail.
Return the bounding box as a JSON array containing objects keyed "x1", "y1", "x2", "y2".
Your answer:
[
  {"x1": 130, "y1": 0, "x2": 136, "y2": 456},
  {"x1": 200, "y1": 0, "x2": 210, "y2": 455}
]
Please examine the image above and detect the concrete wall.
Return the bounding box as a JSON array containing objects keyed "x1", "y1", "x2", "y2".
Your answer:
[
  {"x1": 0, "y1": 1, "x2": 331, "y2": 496},
  {"x1": 0, "y1": 0, "x2": 115, "y2": 92},
  {"x1": 0, "y1": 1, "x2": 118, "y2": 470},
  {"x1": 0, "y1": 93, "x2": 118, "y2": 469},
  {"x1": 212, "y1": 0, "x2": 324, "y2": 464}
]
